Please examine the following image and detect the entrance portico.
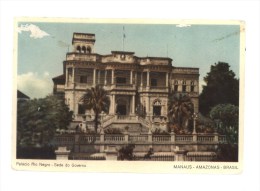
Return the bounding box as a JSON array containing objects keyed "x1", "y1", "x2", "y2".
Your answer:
[{"x1": 109, "y1": 93, "x2": 136, "y2": 116}]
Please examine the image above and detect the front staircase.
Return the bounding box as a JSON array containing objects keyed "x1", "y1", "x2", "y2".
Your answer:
[{"x1": 101, "y1": 115, "x2": 150, "y2": 134}]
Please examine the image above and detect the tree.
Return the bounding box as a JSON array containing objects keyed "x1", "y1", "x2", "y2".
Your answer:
[
  {"x1": 118, "y1": 144, "x2": 135, "y2": 160},
  {"x1": 80, "y1": 85, "x2": 110, "y2": 133},
  {"x1": 199, "y1": 62, "x2": 239, "y2": 115},
  {"x1": 168, "y1": 92, "x2": 194, "y2": 133},
  {"x1": 17, "y1": 95, "x2": 73, "y2": 147},
  {"x1": 210, "y1": 104, "x2": 239, "y2": 162},
  {"x1": 210, "y1": 104, "x2": 239, "y2": 144}
]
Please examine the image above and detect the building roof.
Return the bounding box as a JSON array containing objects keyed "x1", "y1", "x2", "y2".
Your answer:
[
  {"x1": 52, "y1": 74, "x2": 65, "y2": 84},
  {"x1": 17, "y1": 90, "x2": 30, "y2": 99},
  {"x1": 73, "y1": 32, "x2": 95, "y2": 36},
  {"x1": 111, "y1": 51, "x2": 135, "y2": 55}
]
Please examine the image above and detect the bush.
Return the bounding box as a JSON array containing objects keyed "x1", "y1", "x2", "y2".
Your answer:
[
  {"x1": 215, "y1": 144, "x2": 238, "y2": 162},
  {"x1": 17, "y1": 145, "x2": 56, "y2": 159},
  {"x1": 118, "y1": 144, "x2": 135, "y2": 160}
]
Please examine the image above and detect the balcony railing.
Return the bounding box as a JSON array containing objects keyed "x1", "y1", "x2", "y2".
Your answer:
[
  {"x1": 66, "y1": 53, "x2": 101, "y2": 62},
  {"x1": 111, "y1": 84, "x2": 135, "y2": 90},
  {"x1": 139, "y1": 86, "x2": 168, "y2": 92}
]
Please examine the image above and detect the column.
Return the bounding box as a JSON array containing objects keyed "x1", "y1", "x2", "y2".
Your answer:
[
  {"x1": 98, "y1": 70, "x2": 100, "y2": 84},
  {"x1": 166, "y1": 72, "x2": 169, "y2": 87},
  {"x1": 170, "y1": 130, "x2": 176, "y2": 152},
  {"x1": 112, "y1": 94, "x2": 115, "y2": 114},
  {"x1": 146, "y1": 96, "x2": 150, "y2": 117},
  {"x1": 100, "y1": 129, "x2": 104, "y2": 152},
  {"x1": 111, "y1": 69, "x2": 114, "y2": 84},
  {"x1": 93, "y1": 68, "x2": 96, "y2": 86},
  {"x1": 65, "y1": 68, "x2": 68, "y2": 86},
  {"x1": 130, "y1": 70, "x2": 133, "y2": 84},
  {"x1": 131, "y1": 95, "x2": 135, "y2": 115},
  {"x1": 135, "y1": 72, "x2": 137, "y2": 85},
  {"x1": 72, "y1": 67, "x2": 75, "y2": 84},
  {"x1": 109, "y1": 95, "x2": 113, "y2": 114},
  {"x1": 147, "y1": 71, "x2": 150, "y2": 87},
  {"x1": 104, "y1": 70, "x2": 107, "y2": 85},
  {"x1": 55, "y1": 147, "x2": 70, "y2": 160},
  {"x1": 72, "y1": 68, "x2": 76, "y2": 114},
  {"x1": 140, "y1": 72, "x2": 143, "y2": 87}
]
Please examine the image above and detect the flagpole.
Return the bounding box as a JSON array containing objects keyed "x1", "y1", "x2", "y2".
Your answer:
[{"x1": 123, "y1": 26, "x2": 125, "y2": 51}]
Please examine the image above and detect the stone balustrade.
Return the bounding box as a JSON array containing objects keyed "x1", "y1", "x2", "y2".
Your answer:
[
  {"x1": 175, "y1": 135, "x2": 193, "y2": 142},
  {"x1": 152, "y1": 135, "x2": 171, "y2": 142},
  {"x1": 53, "y1": 132, "x2": 226, "y2": 146},
  {"x1": 197, "y1": 135, "x2": 215, "y2": 142},
  {"x1": 104, "y1": 134, "x2": 125, "y2": 142},
  {"x1": 79, "y1": 135, "x2": 100, "y2": 143},
  {"x1": 53, "y1": 135, "x2": 75, "y2": 145},
  {"x1": 129, "y1": 135, "x2": 148, "y2": 142}
]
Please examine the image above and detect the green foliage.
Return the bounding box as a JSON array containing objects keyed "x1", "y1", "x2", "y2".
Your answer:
[
  {"x1": 118, "y1": 144, "x2": 135, "y2": 160},
  {"x1": 153, "y1": 128, "x2": 170, "y2": 135},
  {"x1": 210, "y1": 104, "x2": 239, "y2": 144},
  {"x1": 215, "y1": 144, "x2": 238, "y2": 162},
  {"x1": 17, "y1": 145, "x2": 56, "y2": 159},
  {"x1": 80, "y1": 85, "x2": 110, "y2": 133},
  {"x1": 168, "y1": 92, "x2": 194, "y2": 132},
  {"x1": 17, "y1": 95, "x2": 73, "y2": 147},
  {"x1": 199, "y1": 62, "x2": 239, "y2": 115}
]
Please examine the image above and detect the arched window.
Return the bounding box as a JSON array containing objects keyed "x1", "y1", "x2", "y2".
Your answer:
[
  {"x1": 153, "y1": 99, "x2": 161, "y2": 116},
  {"x1": 153, "y1": 99, "x2": 161, "y2": 106},
  {"x1": 116, "y1": 98, "x2": 128, "y2": 115},
  {"x1": 78, "y1": 103, "x2": 85, "y2": 114},
  {"x1": 82, "y1": 46, "x2": 86, "y2": 53},
  {"x1": 174, "y1": 80, "x2": 178, "y2": 92},
  {"x1": 87, "y1": 46, "x2": 91, "y2": 53},
  {"x1": 76, "y1": 46, "x2": 81, "y2": 53},
  {"x1": 191, "y1": 81, "x2": 195, "y2": 92},
  {"x1": 182, "y1": 80, "x2": 187, "y2": 92}
]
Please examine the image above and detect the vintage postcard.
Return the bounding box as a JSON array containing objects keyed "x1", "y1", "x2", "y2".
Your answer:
[{"x1": 13, "y1": 18, "x2": 245, "y2": 173}]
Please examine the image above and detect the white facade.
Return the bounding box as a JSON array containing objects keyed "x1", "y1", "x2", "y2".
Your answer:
[{"x1": 53, "y1": 33, "x2": 199, "y2": 131}]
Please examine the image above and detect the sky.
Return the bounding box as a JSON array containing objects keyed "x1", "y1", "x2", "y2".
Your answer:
[{"x1": 17, "y1": 21, "x2": 241, "y2": 98}]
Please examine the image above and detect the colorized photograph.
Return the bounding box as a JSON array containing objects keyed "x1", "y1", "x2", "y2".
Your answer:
[{"x1": 14, "y1": 19, "x2": 243, "y2": 169}]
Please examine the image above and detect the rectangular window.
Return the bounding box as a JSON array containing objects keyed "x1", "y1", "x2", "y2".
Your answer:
[
  {"x1": 182, "y1": 85, "x2": 186, "y2": 92},
  {"x1": 191, "y1": 86, "x2": 195, "y2": 92},
  {"x1": 116, "y1": 77, "x2": 127, "y2": 84},
  {"x1": 153, "y1": 106, "x2": 161, "y2": 116},
  {"x1": 151, "y1": 79, "x2": 157, "y2": 87},
  {"x1": 174, "y1": 85, "x2": 178, "y2": 92},
  {"x1": 80, "y1": 76, "x2": 88, "y2": 83},
  {"x1": 68, "y1": 68, "x2": 72, "y2": 82},
  {"x1": 78, "y1": 104, "x2": 85, "y2": 114}
]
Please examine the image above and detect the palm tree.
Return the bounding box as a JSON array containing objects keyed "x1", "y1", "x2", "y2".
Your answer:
[
  {"x1": 80, "y1": 85, "x2": 110, "y2": 133},
  {"x1": 168, "y1": 92, "x2": 194, "y2": 132}
]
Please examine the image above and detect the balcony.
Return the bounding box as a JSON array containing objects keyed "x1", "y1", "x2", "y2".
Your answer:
[
  {"x1": 139, "y1": 86, "x2": 168, "y2": 93},
  {"x1": 65, "y1": 83, "x2": 93, "y2": 90},
  {"x1": 111, "y1": 84, "x2": 135, "y2": 91}
]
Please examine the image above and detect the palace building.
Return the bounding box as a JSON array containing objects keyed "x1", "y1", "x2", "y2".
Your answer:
[{"x1": 53, "y1": 33, "x2": 199, "y2": 133}]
